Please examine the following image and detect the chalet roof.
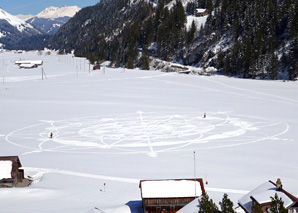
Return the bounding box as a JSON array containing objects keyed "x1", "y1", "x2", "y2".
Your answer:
[
  {"x1": 15, "y1": 60, "x2": 43, "y2": 65},
  {"x1": 140, "y1": 178, "x2": 205, "y2": 199},
  {"x1": 238, "y1": 180, "x2": 298, "y2": 212},
  {"x1": 0, "y1": 156, "x2": 22, "y2": 180},
  {"x1": 195, "y1": 8, "x2": 207, "y2": 13},
  {"x1": 252, "y1": 190, "x2": 293, "y2": 208},
  {"x1": 177, "y1": 196, "x2": 200, "y2": 213}
]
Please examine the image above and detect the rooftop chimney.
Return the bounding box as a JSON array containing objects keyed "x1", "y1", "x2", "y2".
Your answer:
[{"x1": 276, "y1": 178, "x2": 282, "y2": 191}]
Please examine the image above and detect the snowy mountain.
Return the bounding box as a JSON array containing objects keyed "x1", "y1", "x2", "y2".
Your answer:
[
  {"x1": 0, "y1": 8, "x2": 38, "y2": 35},
  {"x1": 0, "y1": 8, "x2": 45, "y2": 49},
  {"x1": 36, "y1": 6, "x2": 80, "y2": 19},
  {"x1": 17, "y1": 6, "x2": 81, "y2": 34}
]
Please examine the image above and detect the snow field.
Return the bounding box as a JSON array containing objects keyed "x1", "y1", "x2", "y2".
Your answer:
[{"x1": 0, "y1": 51, "x2": 297, "y2": 212}]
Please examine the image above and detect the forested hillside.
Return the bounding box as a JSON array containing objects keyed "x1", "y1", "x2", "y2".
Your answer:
[
  {"x1": 190, "y1": 0, "x2": 298, "y2": 80},
  {"x1": 49, "y1": 0, "x2": 298, "y2": 80}
]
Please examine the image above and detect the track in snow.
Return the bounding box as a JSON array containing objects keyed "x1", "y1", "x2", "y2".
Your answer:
[{"x1": 6, "y1": 111, "x2": 289, "y2": 157}]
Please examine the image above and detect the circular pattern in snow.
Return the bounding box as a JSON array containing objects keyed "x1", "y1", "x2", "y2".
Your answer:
[{"x1": 6, "y1": 112, "x2": 288, "y2": 157}]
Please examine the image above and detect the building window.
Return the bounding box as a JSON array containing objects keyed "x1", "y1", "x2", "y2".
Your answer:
[
  {"x1": 289, "y1": 209, "x2": 293, "y2": 213},
  {"x1": 170, "y1": 206, "x2": 175, "y2": 210}
]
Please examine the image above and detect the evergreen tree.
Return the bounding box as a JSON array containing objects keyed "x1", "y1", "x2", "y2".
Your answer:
[
  {"x1": 141, "y1": 45, "x2": 150, "y2": 70},
  {"x1": 187, "y1": 20, "x2": 196, "y2": 44},
  {"x1": 251, "y1": 201, "x2": 263, "y2": 213},
  {"x1": 287, "y1": 7, "x2": 298, "y2": 40},
  {"x1": 269, "y1": 52, "x2": 279, "y2": 80},
  {"x1": 288, "y1": 38, "x2": 298, "y2": 80},
  {"x1": 206, "y1": 0, "x2": 213, "y2": 13},
  {"x1": 219, "y1": 193, "x2": 235, "y2": 213},
  {"x1": 243, "y1": 37, "x2": 252, "y2": 77},
  {"x1": 270, "y1": 193, "x2": 287, "y2": 213},
  {"x1": 198, "y1": 193, "x2": 219, "y2": 213}
]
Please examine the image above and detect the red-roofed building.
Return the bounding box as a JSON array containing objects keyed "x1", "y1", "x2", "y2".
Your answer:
[{"x1": 139, "y1": 178, "x2": 205, "y2": 213}]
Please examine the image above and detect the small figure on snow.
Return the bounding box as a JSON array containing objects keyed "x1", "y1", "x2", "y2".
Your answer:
[
  {"x1": 50, "y1": 132, "x2": 53, "y2": 139},
  {"x1": 203, "y1": 112, "x2": 206, "y2": 118}
]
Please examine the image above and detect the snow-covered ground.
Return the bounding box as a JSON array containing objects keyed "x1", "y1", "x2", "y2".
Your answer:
[
  {"x1": 0, "y1": 51, "x2": 297, "y2": 212},
  {"x1": 186, "y1": 15, "x2": 207, "y2": 30},
  {"x1": 0, "y1": 8, "x2": 34, "y2": 33}
]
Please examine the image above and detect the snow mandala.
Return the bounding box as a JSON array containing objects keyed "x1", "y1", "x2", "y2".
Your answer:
[{"x1": 6, "y1": 112, "x2": 289, "y2": 157}]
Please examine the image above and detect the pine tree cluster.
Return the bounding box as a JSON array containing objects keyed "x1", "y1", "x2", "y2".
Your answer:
[
  {"x1": 49, "y1": 0, "x2": 197, "y2": 69},
  {"x1": 197, "y1": 0, "x2": 298, "y2": 80}
]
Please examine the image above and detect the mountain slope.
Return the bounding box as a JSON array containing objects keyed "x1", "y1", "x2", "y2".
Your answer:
[
  {"x1": 36, "y1": 6, "x2": 80, "y2": 19},
  {"x1": 183, "y1": 0, "x2": 298, "y2": 80},
  {"x1": 49, "y1": 0, "x2": 154, "y2": 61},
  {"x1": 18, "y1": 6, "x2": 81, "y2": 34},
  {"x1": 0, "y1": 8, "x2": 46, "y2": 49},
  {"x1": 0, "y1": 8, "x2": 40, "y2": 35},
  {"x1": 48, "y1": 0, "x2": 298, "y2": 80}
]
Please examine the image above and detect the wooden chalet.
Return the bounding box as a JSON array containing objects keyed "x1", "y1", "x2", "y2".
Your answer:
[
  {"x1": 139, "y1": 178, "x2": 205, "y2": 213},
  {"x1": 238, "y1": 179, "x2": 298, "y2": 213},
  {"x1": 93, "y1": 64, "x2": 101, "y2": 70},
  {"x1": 0, "y1": 156, "x2": 31, "y2": 188},
  {"x1": 194, "y1": 8, "x2": 208, "y2": 17}
]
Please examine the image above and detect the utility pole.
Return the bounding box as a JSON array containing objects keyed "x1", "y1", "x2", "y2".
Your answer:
[
  {"x1": 194, "y1": 151, "x2": 197, "y2": 197},
  {"x1": 42, "y1": 68, "x2": 47, "y2": 80}
]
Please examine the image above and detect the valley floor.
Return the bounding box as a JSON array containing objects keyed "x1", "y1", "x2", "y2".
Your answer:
[{"x1": 0, "y1": 51, "x2": 297, "y2": 212}]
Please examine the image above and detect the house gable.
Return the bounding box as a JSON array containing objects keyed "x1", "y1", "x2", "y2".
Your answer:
[
  {"x1": 140, "y1": 178, "x2": 205, "y2": 213},
  {"x1": 238, "y1": 179, "x2": 298, "y2": 213}
]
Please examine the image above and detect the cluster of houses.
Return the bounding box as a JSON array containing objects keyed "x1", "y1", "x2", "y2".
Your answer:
[
  {"x1": 1, "y1": 156, "x2": 297, "y2": 213},
  {"x1": 138, "y1": 178, "x2": 298, "y2": 213},
  {"x1": 15, "y1": 60, "x2": 43, "y2": 69}
]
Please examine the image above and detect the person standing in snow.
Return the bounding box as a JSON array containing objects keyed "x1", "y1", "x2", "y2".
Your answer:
[{"x1": 50, "y1": 132, "x2": 53, "y2": 139}]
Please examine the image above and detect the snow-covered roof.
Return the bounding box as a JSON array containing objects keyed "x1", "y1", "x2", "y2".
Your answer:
[
  {"x1": 252, "y1": 190, "x2": 293, "y2": 208},
  {"x1": 140, "y1": 179, "x2": 203, "y2": 198},
  {"x1": 238, "y1": 181, "x2": 296, "y2": 212},
  {"x1": 18, "y1": 64, "x2": 37, "y2": 68},
  {"x1": 0, "y1": 161, "x2": 12, "y2": 179},
  {"x1": 15, "y1": 60, "x2": 43, "y2": 65},
  {"x1": 177, "y1": 196, "x2": 200, "y2": 213},
  {"x1": 195, "y1": 9, "x2": 207, "y2": 13}
]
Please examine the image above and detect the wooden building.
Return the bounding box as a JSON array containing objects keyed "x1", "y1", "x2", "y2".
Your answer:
[
  {"x1": 238, "y1": 179, "x2": 298, "y2": 213},
  {"x1": 139, "y1": 178, "x2": 205, "y2": 213},
  {"x1": 194, "y1": 8, "x2": 208, "y2": 17},
  {"x1": 0, "y1": 156, "x2": 31, "y2": 188}
]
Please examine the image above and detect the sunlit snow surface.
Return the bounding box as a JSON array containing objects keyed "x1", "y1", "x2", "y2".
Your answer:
[
  {"x1": 0, "y1": 51, "x2": 297, "y2": 213},
  {"x1": 6, "y1": 112, "x2": 288, "y2": 157}
]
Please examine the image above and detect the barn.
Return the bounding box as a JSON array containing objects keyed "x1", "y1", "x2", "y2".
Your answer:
[
  {"x1": 0, "y1": 156, "x2": 31, "y2": 188},
  {"x1": 139, "y1": 178, "x2": 205, "y2": 213}
]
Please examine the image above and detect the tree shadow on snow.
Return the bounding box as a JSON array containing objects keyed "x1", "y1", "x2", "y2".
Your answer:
[{"x1": 125, "y1": 200, "x2": 143, "y2": 213}]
